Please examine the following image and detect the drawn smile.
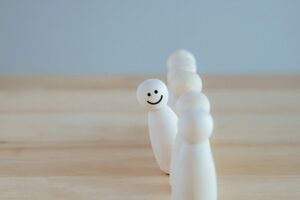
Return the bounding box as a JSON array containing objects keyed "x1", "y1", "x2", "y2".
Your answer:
[{"x1": 147, "y1": 95, "x2": 163, "y2": 105}]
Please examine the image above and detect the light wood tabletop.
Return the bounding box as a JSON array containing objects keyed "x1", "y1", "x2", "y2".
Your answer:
[{"x1": 0, "y1": 75, "x2": 299, "y2": 200}]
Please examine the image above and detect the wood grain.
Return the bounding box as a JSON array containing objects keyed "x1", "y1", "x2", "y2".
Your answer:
[{"x1": 0, "y1": 75, "x2": 299, "y2": 200}]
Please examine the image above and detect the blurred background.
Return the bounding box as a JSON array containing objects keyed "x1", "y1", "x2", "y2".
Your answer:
[
  {"x1": 0, "y1": 2, "x2": 299, "y2": 199},
  {"x1": 0, "y1": 0, "x2": 299, "y2": 75}
]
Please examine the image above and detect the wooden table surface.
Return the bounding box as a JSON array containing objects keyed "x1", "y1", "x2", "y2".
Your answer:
[{"x1": 0, "y1": 75, "x2": 299, "y2": 200}]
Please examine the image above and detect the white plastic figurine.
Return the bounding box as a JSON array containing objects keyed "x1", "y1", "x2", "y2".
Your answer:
[
  {"x1": 170, "y1": 91, "x2": 211, "y2": 184},
  {"x1": 171, "y1": 108, "x2": 217, "y2": 200},
  {"x1": 136, "y1": 79, "x2": 178, "y2": 174},
  {"x1": 169, "y1": 70, "x2": 202, "y2": 114},
  {"x1": 166, "y1": 50, "x2": 197, "y2": 110}
]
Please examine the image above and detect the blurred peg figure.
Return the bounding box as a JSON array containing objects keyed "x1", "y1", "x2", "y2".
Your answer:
[{"x1": 171, "y1": 107, "x2": 217, "y2": 200}]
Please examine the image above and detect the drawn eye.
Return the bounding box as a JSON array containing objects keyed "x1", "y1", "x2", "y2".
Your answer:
[
  {"x1": 154, "y1": 90, "x2": 158, "y2": 94},
  {"x1": 147, "y1": 93, "x2": 151, "y2": 96}
]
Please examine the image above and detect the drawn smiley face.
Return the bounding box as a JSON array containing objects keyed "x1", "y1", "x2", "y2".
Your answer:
[
  {"x1": 136, "y1": 79, "x2": 169, "y2": 110},
  {"x1": 146, "y1": 89, "x2": 163, "y2": 105}
]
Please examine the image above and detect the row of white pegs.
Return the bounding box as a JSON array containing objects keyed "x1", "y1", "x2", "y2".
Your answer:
[{"x1": 137, "y1": 50, "x2": 217, "y2": 200}]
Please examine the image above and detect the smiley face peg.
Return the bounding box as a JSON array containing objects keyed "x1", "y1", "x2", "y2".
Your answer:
[
  {"x1": 136, "y1": 79, "x2": 169, "y2": 110},
  {"x1": 136, "y1": 78, "x2": 177, "y2": 173}
]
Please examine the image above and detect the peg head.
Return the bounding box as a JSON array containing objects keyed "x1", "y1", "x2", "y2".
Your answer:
[
  {"x1": 167, "y1": 50, "x2": 196, "y2": 70},
  {"x1": 176, "y1": 91, "x2": 210, "y2": 115},
  {"x1": 136, "y1": 79, "x2": 169, "y2": 111},
  {"x1": 169, "y1": 71, "x2": 202, "y2": 97}
]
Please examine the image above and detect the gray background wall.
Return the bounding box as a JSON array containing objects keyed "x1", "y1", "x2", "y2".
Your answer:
[{"x1": 0, "y1": 0, "x2": 299, "y2": 75}]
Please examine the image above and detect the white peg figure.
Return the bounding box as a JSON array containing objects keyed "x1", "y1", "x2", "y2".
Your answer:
[
  {"x1": 170, "y1": 91, "x2": 210, "y2": 184},
  {"x1": 171, "y1": 108, "x2": 217, "y2": 200},
  {"x1": 136, "y1": 79, "x2": 178, "y2": 174},
  {"x1": 169, "y1": 70, "x2": 202, "y2": 114},
  {"x1": 166, "y1": 50, "x2": 197, "y2": 110}
]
